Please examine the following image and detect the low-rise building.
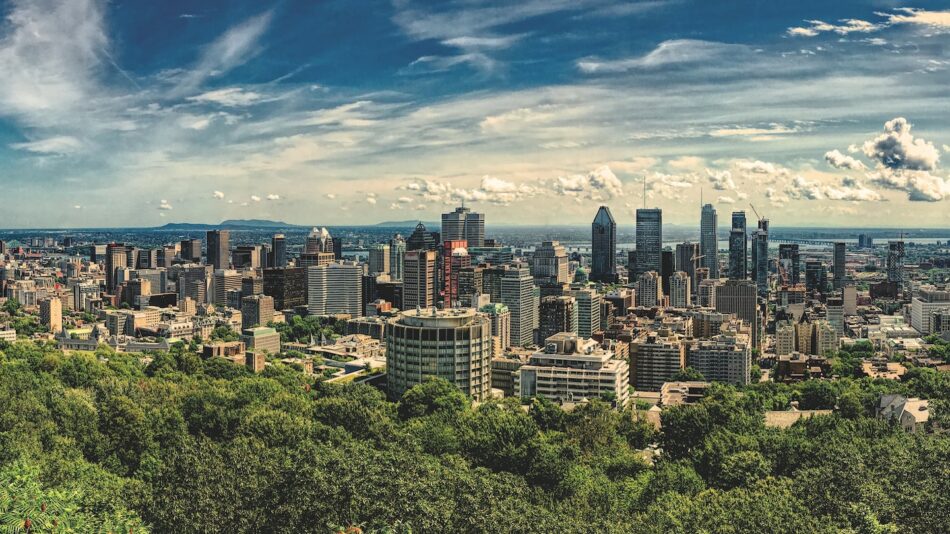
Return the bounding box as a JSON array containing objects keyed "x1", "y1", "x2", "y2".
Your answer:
[{"x1": 878, "y1": 394, "x2": 929, "y2": 432}]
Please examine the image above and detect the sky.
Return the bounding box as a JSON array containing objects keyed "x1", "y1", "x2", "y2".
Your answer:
[{"x1": 1, "y1": 0, "x2": 949, "y2": 229}]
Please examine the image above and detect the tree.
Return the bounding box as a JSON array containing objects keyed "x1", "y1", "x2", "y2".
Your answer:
[{"x1": 397, "y1": 378, "x2": 469, "y2": 420}]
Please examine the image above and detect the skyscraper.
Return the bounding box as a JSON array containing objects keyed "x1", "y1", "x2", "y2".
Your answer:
[
  {"x1": 700, "y1": 204, "x2": 719, "y2": 278},
  {"x1": 262, "y1": 267, "x2": 307, "y2": 310},
  {"x1": 441, "y1": 206, "x2": 485, "y2": 247},
  {"x1": 407, "y1": 222, "x2": 438, "y2": 251},
  {"x1": 40, "y1": 297, "x2": 62, "y2": 333},
  {"x1": 635, "y1": 208, "x2": 662, "y2": 277},
  {"x1": 533, "y1": 241, "x2": 569, "y2": 284},
  {"x1": 499, "y1": 267, "x2": 539, "y2": 347},
  {"x1": 271, "y1": 234, "x2": 287, "y2": 268},
  {"x1": 180, "y1": 239, "x2": 202, "y2": 262},
  {"x1": 105, "y1": 243, "x2": 128, "y2": 294},
  {"x1": 306, "y1": 227, "x2": 333, "y2": 254},
  {"x1": 538, "y1": 295, "x2": 578, "y2": 342},
  {"x1": 211, "y1": 269, "x2": 242, "y2": 307},
  {"x1": 389, "y1": 235, "x2": 406, "y2": 281},
  {"x1": 833, "y1": 242, "x2": 846, "y2": 290},
  {"x1": 751, "y1": 218, "x2": 769, "y2": 295},
  {"x1": 206, "y1": 230, "x2": 229, "y2": 271},
  {"x1": 675, "y1": 242, "x2": 700, "y2": 289},
  {"x1": 442, "y1": 240, "x2": 471, "y2": 308},
  {"x1": 566, "y1": 287, "x2": 602, "y2": 338},
  {"x1": 403, "y1": 249, "x2": 437, "y2": 309},
  {"x1": 242, "y1": 294, "x2": 274, "y2": 330},
  {"x1": 368, "y1": 244, "x2": 391, "y2": 276},
  {"x1": 670, "y1": 271, "x2": 691, "y2": 308},
  {"x1": 778, "y1": 244, "x2": 800, "y2": 285},
  {"x1": 637, "y1": 271, "x2": 662, "y2": 307},
  {"x1": 591, "y1": 206, "x2": 617, "y2": 283},
  {"x1": 728, "y1": 211, "x2": 747, "y2": 280},
  {"x1": 307, "y1": 262, "x2": 363, "y2": 316},
  {"x1": 887, "y1": 240, "x2": 904, "y2": 285}
]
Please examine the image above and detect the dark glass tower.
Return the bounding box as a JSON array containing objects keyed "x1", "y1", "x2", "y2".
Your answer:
[
  {"x1": 700, "y1": 204, "x2": 719, "y2": 278},
  {"x1": 728, "y1": 211, "x2": 747, "y2": 280},
  {"x1": 590, "y1": 206, "x2": 617, "y2": 283},
  {"x1": 634, "y1": 208, "x2": 662, "y2": 277}
]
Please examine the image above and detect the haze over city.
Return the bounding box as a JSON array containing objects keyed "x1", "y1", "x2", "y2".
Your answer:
[{"x1": 1, "y1": 0, "x2": 949, "y2": 228}]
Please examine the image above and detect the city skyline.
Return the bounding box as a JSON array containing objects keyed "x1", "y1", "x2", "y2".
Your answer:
[{"x1": 1, "y1": 1, "x2": 949, "y2": 229}]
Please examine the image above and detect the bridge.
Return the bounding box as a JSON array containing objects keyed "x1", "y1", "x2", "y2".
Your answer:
[{"x1": 769, "y1": 237, "x2": 839, "y2": 246}]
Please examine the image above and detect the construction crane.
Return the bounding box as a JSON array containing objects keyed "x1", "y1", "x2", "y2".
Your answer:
[{"x1": 749, "y1": 203, "x2": 762, "y2": 221}]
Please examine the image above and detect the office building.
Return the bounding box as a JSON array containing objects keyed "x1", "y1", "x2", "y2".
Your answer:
[
  {"x1": 271, "y1": 234, "x2": 287, "y2": 268},
  {"x1": 911, "y1": 287, "x2": 950, "y2": 335},
  {"x1": 211, "y1": 269, "x2": 242, "y2": 307},
  {"x1": 307, "y1": 262, "x2": 363, "y2": 316},
  {"x1": 634, "y1": 208, "x2": 662, "y2": 277},
  {"x1": 407, "y1": 222, "x2": 439, "y2": 251},
  {"x1": 637, "y1": 271, "x2": 662, "y2": 307},
  {"x1": 715, "y1": 279, "x2": 759, "y2": 348},
  {"x1": 242, "y1": 294, "x2": 275, "y2": 330},
  {"x1": 243, "y1": 326, "x2": 281, "y2": 355},
  {"x1": 675, "y1": 242, "x2": 700, "y2": 290},
  {"x1": 180, "y1": 239, "x2": 202, "y2": 262},
  {"x1": 538, "y1": 295, "x2": 578, "y2": 342},
  {"x1": 458, "y1": 265, "x2": 485, "y2": 307},
  {"x1": 858, "y1": 234, "x2": 874, "y2": 249},
  {"x1": 778, "y1": 244, "x2": 800, "y2": 285},
  {"x1": 178, "y1": 264, "x2": 211, "y2": 304},
  {"x1": 833, "y1": 242, "x2": 846, "y2": 289},
  {"x1": 567, "y1": 287, "x2": 602, "y2": 339},
  {"x1": 631, "y1": 329, "x2": 685, "y2": 392},
  {"x1": 305, "y1": 227, "x2": 333, "y2": 254},
  {"x1": 700, "y1": 204, "x2": 719, "y2": 278},
  {"x1": 442, "y1": 240, "x2": 470, "y2": 308},
  {"x1": 827, "y1": 296, "x2": 844, "y2": 334},
  {"x1": 728, "y1": 211, "x2": 747, "y2": 280},
  {"x1": 480, "y1": 303, "x2": 511, "y2": 355},
  {"x1": 515, "y1": 333, "x2": 629, "y2": 406},
  {"x1": 206, "y1": 230, "x2": 229, "y2": 270},
  {"x1": 805, "y1": 260, "x2": 827, "y2": 293},
  {"x1": 887, "y1": 240, "x2": 904, "y2": 285},
  {"x1": 233, "y1": 245, "x2": 264, "y2": 270},
  {"x1": 242, "y1": 276, "x2": 263, "y2": 297},
  {"x1": 389, "y1": 235, "x2": 406, "y2": 281},
  {"x1": 105, "y1": 243, "x2": 127, "y2": 293},
  {"x1": 441, "y1": 206, "x2": 485, "y2": 248},
  {"x1": 660, "y1": 249, "x2": 674, "y2": 295},
  {"x1": 386, "y1": 308, "x2": 492, "y2": 401},
  {"x1": 751, "y1": 222, "x2": 769, "y2": 295},
  {"x1": 499, "y1": 267, "x2": 539, "y2": 348},
  {"x1": 40, "y1": 297, "x2": 62, "y2": 333},
  {"x1": 775, "y1": 320, "x2": 796, "y2": 356},
  {"x1": 368, "y1": 243, "x2": 391, "y2": 276},
  {"x1": 263, "y1": 267, "x2": 307, "y2": 310},
  {"x1": 403, "y1": 249, "x2": 437, "y2": 309},
  {"x1": 670, "y1": 271, "x2": 691, "y2": 308},
  {"x1": 591, "y1": 206, "x2": 617, "y2": 283},
  {"x1": 533, "y1": 241, "x2": 569, "y2": 284},
  {"x1": 73, "y1": 282, "x2": 99, "y2": 312}
]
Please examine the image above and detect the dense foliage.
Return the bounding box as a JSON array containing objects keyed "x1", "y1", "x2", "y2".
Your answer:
[{"x1": 1, "y1": 339, "x2": 949, "y2": 532}]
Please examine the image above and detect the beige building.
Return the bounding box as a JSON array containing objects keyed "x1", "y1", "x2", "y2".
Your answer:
[
  {"x1": 243, "y1": 326, "x2": 281, "y2": 356},
  {"x1": 40, "y1": 297, "x2": 62, "y2": 333},
  {"x1": 630, "y1": 328, "x2": 685, "y2": 392}
]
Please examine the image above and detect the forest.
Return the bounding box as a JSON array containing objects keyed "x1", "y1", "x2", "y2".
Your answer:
[{"x1": 1, "y1": 338, "x2": 949, "y2": 533}]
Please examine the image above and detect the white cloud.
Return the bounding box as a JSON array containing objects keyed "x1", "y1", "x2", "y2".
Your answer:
[
  {"x1": 862, "y1": 117, "x2": 940, "y2": 171},
  {"x1": 787, "y1": 19, "x2": 881, "y2": 37},
  {"x1": 187, "y1": 87, "x2": 263, "y2": 107},
  {"x1": 578, "y1": 40, "x2": 748, "y2": 73},
  {"x1": 250, "y1": 195, "x2": 261, "y2": 202},
  {"x1": 550, "y1": 166, "x2": 624, "y2": 200},
  {"x1": 266, "y1": 193, "x2": 280, "y2": 200},
  {"x1": 158, "y1": 199, "x2": 173, "y2": 210},
  {"x1": 325, "y1": 193, "x2": 337, "y2": 199},
  {"x1": 880, "y1": 8, "x2": 950, "y2": 32},
  {"x1": 10, "y1": 136, "x2": 82, "y2": 154},
  {"x1": 709, "y1": 123, "x2": 799, "y2": 140},
  {"x1": 869, "y1": 169, "x2": 950, "y2": 202},
  {"x1": 824, "y1": 149, "x2": 867, "y2": 171},
  {"x1": 73, "y1": 204, "x2": 82, "y2": 209},
  {"x1": 824, "y1": 177, "x2": 882, "y2": 201},
  {"x1": 212, "y1": 190, "x2": 225, "y2": 199},
  {"x1": 366, "y1": 196, "x2": 378, "y2": 205},
  {"x1": 706, "y1": 169, "x2": 736, "y2": 190},
  {"x1": 717, "y1": 196, "x2": 735, "y2": 204}
]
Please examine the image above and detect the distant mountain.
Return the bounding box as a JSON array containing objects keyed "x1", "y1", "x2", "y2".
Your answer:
[
  {"x1": 155, "y1": 219, "x2": 306, "y2": 231},
  {"x1": 375, "y1": 220, "x2": 440, "y2": 228}
]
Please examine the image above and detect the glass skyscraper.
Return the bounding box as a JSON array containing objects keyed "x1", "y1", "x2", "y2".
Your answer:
[
  {"x1": 728, "y1": 211, "x2": 747, "y2": 280},
  {"x1": 591, "y1": 206, "x2": 617, "y2": 283},
  {"x1": 700, "y1": 204, "x2": 719, "y2": 278},
  {"x1": 634, "y1": 208, "x2": 662, "y2": 277}
]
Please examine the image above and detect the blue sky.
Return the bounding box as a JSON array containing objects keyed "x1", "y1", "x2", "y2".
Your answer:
[{"x1": 1, "y1": 0, "x2": 949, "y2": 228}]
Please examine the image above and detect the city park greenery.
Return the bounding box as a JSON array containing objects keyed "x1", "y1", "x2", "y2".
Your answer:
[{"x1": 0, "y1": 338, "x2": 949, "y2": 533}]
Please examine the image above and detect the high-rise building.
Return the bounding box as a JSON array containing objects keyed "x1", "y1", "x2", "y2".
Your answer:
[
  {"x1": 441, "y1": 206, "x2": 485, "y2": 248},
  {"x1": 538, "y1": 295, "x2": 578, "y2": 342},
  {"x1": 858, "y1": 234, "x2": 874, "y2": 249},
  {"x1": 660, "y1": 249, "x2": 675, "y2": 296},
  {"x1": 211, "y1": 269, "x2": 242, "y2": 307},
  {"x1": 40, "y1": 297, "x2": 62, "y2": 333},
  {"x1": 675, "y1": 242, "x2": 700, "y2": 289},
  {"x1": 180, "y1": 239, "x2": 202, "y2": 262},
  {"x1": 242, "y1": 294, "x2": 275, "y2": 330},
  {"x1": 533, "y1": 241, "x2": 569, "y2": 284},
  {"x1": 591, "y1": 206, "x2": 617, "y2": 283},
  {"x1": 751, "y1": 220, "x2": 769, "y2": 295},
  {"x1": 567, "y1": 287, "x2": 602, "y2": 338},
  {"x1": 637, "y1": 271, "x2": 662, "y2": 307},
  {"x1": 271, "y1": 234, "x2": 287, "y2": 268},
  {"x1": 368, "y1": 244, "x2": 391, "y2": 276},
  {"x1": 700, "y1": 204, "x2": 719, "y2": 278},
  {"x1": 670, "y1": 271, "x2": 691, "y2": 308},
  {"x1": 403, "y1": 250, "x2": 437, "y2": 309},
  {"x1": 833, "y1": 242, "x2": 846, "y2": 289},
  {"x1": 499, "y1": 267, "x2": 539, "y2": 348},
  {"x1": 206, "y1": 230, "x2": 229, "y2": 271},
  {"x1": 73, "y1": 282, "x2": 99, "y2": 312},
  {"x1": 242, "y1": 276, "x2": 263, "y2": 297},
  {"x1": 262, "y1": 267, "x2": 307, "y2": 310},
  {"x1": 233, "y1": 245, "x2": 264, "y2": 270},
  {"x1": 306, "y1": 227, "x2": 334, "y2": 254},
  {"x1": 910, "y1": 287, "x2": 950, "y2": 335},
  {"x1": 442, "y1": 241, "x2": 471, "y2": 308},
  {"x1": 887, "y1": 240, "x2": 904, "y2": 285},
  {"x1": 407, "y1": 222, "x2": 439, "y2": 251},
  {"x1": 386, "y1": 308, "x2": 492, "y2": 400},
  {"x1": 458, "y1": 266, "x2": 485, "y2": 307},
  {"x1": 778, "y1": 244, "x2": 800, "y2": 285},
  {"x1": 105, "y1": 243, "x2": 127, "y2": 293},
  {"x1": 635, "y1": 208, "x2": 662, "y2": 277},
  {"x1": 715, "y1": 279, "x2": 760, "y2": 348},
  {"x1": 728, "y1": 211, "x2": 747, "y2": 280},
  {"x1": 686, "y1": 333, "x2": 752, "y2": 385},
  {"x1": 307, "y1": 262, "x2": 363, "y2": 316},
  {"x1": 805, "y1": 260, "x2": 827, "y2": 293},
  {"x1": 631, "y1": 329, "x2": 685, "y2": 392},
  {"x1": 479, "y1": 303, "x2": 511, "y2": 355},
  {"x1": 178, "y1": 265, "x2": 211, "y2": 304},
  {"x1": 389, "y1": 235, "x2": 406, "y2": 281}
]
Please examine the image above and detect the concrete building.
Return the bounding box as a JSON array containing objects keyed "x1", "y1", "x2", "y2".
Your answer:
[
  {"x1": 242, "y1": 294, "x2": 275, "y2": 330},
  {"x1": 368, "y1": 243, "x2": 391, "y2": 276},
  {"x1": 514, "y1": 333, "x2": 629, "y2": 406},
  {"x1": 499, "y1": 267, "x2": 539, "y2": 348},
  {"x1": 533, "y1": 241, "x2": 569, "y2": 284},
  {"x1": 386, "y1": 308, "x2": 492, "y2": 401},
  {"x1": 631, "y1": 329, "x2": 685, "y2": 392},
  {"x1": 700, "y1": 204, "x2": 719, "y2": 278},
  {"x1": 479, "y1": 302, "x2": 511, "y2": 356},
  {"x1": 669, "y1": 271, "x2": 691, "y2": 308},
  {"x1": 637, "y1": 271, "x2": 662, "y2": 307},
  {"x1": 567, "y1": 287, "x2": 602, "y2": 338},
  {"x1": 307, "y1": 262, "x2": 363, "y2": 316},
  {"x1": 538, "y1": 295, "x2": 578, "y2": 342},
  {"x1": 675, "y1": 242, "x2": 700, "y2": 289},
  {"x1": 911, "y1": 287, "x2": 950, "y2": 335},
  {"x1": 211, "y1": 269, "x2": 242, "y2": 307},
  {"x1": 441, "y1": 206, "x2": 485, "y2": 248},
  {"x1": 206, "y1": 230, "x2": 229, "y2": 271},
  {"x1": 40, "y1": 297, "x2": 62, "y2": 333},
  {"x1": 776, "y1": 320, "x2": 796, "y2": 356},
  {"x1": 442, "y1": 240, "x2": 471, "y2": 308},
  {"x1": 403, "y1": 249, "x2": 437, "y2": 310},
  {"x1": 686, "y1": 333, "x2": 752, "y2": 385},
  {"x1": 243, "y1": 326, "x2": 281, "y2": 355}
]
